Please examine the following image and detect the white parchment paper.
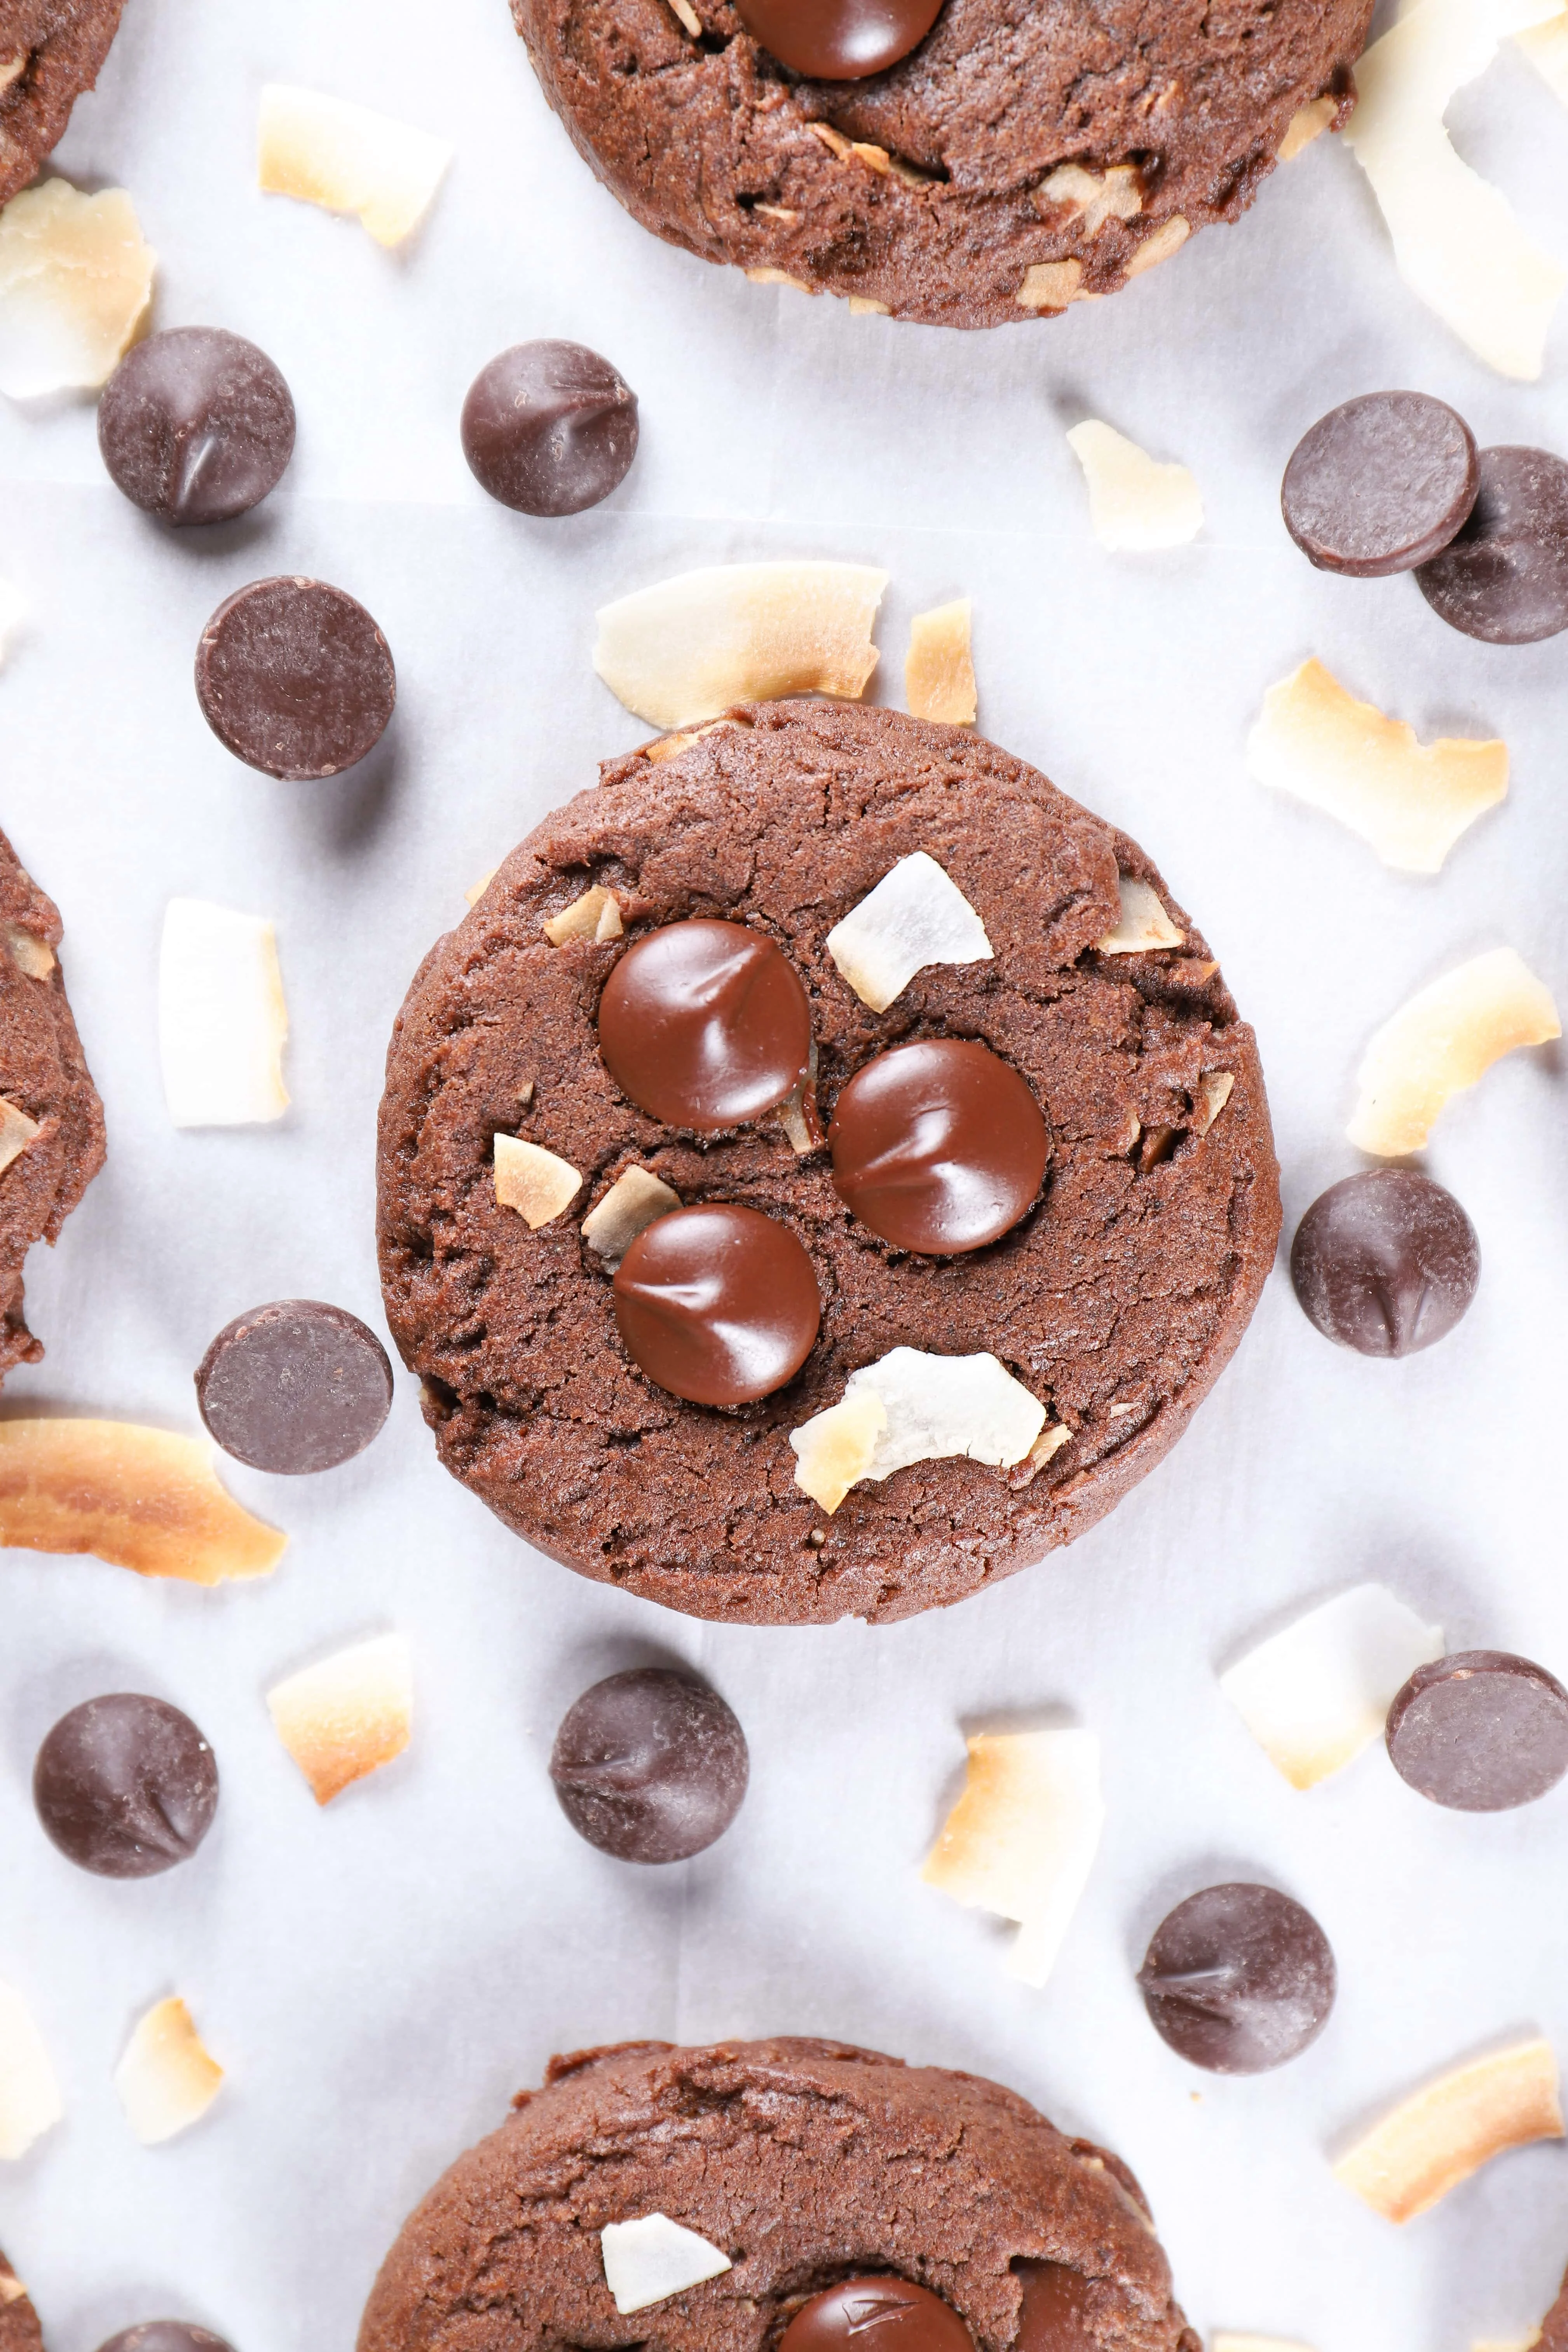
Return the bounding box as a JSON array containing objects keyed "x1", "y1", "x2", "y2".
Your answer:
[{"x1": 0, "y1": 5, "x2": 1566, "y2": 2350}]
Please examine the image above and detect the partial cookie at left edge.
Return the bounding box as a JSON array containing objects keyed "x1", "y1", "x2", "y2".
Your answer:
[
  {"x1": 0, "y1": 823, "x2": 106, "y2": 1379},
  {"x1": 0, "y1": 2251, "x2": 44, "y2": 2352},
  {"x1": 0, "y1": 0, "x2": 130, "y2": 209}
]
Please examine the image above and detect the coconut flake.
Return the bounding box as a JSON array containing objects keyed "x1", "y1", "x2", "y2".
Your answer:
[
  {"x1": 494, "y1": 1134, "x2": 583, "y2": 1228},
  {"x1": 593, "y1": 562, "x2": 887, "y2": 729},
  {"x1": 922, "y1": 1728, "x2": 1105, "y2": 1987},
  {"x1": 1519, "y1": 6, "x2": 1568, "y2": 100},
  {"x1": 904, "y1": 598, "x2": 977, "y2": 726},
  {"x1": 159, "y1": 899, "x2": 289, "y2": 1129},
  {"x1": 1279, "y1": 96, "x2": 1340, "y2": 159},
  {"x1": 268, "y1": 1631, "x2": 413, "y2": 1805},
  {"x1": 601, "y1": 2214, "x2": 733, "y2": 2314},
  {"x1": 791, "y1": 1348, "x2": 1047, "y2": 1513},
  {"x1": 1343, "y1": 0, "x2": 1567, "y2": 380},
  {"x1": 258, "y1": 85, "x2": 452, "y2": 248},
  {"x1": 1335, "y1": 2039, "x2": 1564, "y2": 2223},
  {"x1": 581, "y1": 1167, "x2": 680, "y2": 1267},
  {"x1": 1067, "y1": 421, "x2": 1203, "y2": 551},
  {"x1": 0, "y1": 1983, "x2": 61, "y2": 2160},
  {"x1": 0, "y1": 1098, "x2": 38, "y2": 1176},
  {"x1": 1347, "y1": 947, "x2": 1561, "y2": 1157},
  {"x1": 542, "y1": 884, "x2": 622, "y2": 945},
  {"x1": 0, "y1": 181, "x2": 155, "y2": 398},
  {"x1": 1248, "y1": 658, "x2": 1507, "y2": 874},
  {"x1": 825, "y1": 851, "x2": 992, "y2": 1013},
  {"x1": 1096, "y1": 875, "x2": 1184, "y2": 954},
  {"x1": 0, "y1": 1419, "x2": 285, "y2": 1584},
  {"x1": 1220, "y1": 1583, "x2": 1444, "y2": 1790},
  {"x1": 114, "y1": 1996, "x2": 223, "y2": 2146}
]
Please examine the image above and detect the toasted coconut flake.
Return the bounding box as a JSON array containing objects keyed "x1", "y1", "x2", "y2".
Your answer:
[
  {"x1": 745, "y1": 267, "x2": 813, "y2": 292},
  {"x1": 825, "y1": 850, "x2": 991, "y2": 1013},
  {"x1": 1038, "y1": 163, "x2": 1142, "y2": 230},
  {"x1": 114, "y1": 1997, "x2": 223, "y2": 2146},
  {"x1": 581, "y1": 1167, "x2": 680, "y2": 1267},
  {"x1": 543, "y1": 884, "x2": 622, "y2": 945},
  {"x1": 0, "y1": 1982, "x2": 61, "y2": 2160},
  {"x1": 1191, "y1": 1072, "x2": 1235, "y2": 1136},
  {"x1": 1097, "y1": 875, "x2": 1184, "y2": 953},
  {"x1": 1343, "y1": 0, "x2": 1565, "y2": 379},
  {"x1": 809, "y1": 122, "x2": 855, "y2": 159},
  {"x1": 0, "y1": 1419, "x2": 285, "y2": 1584},
  {"x1": 848, "y1": 295, "x2": 891, "y2": 315},
  {"x1": 640, "y1": 718, "x2": 738, "y2": 762},
  {"x1": 1067, "y1": 420, "x2": 1203, "y2": 551},
  {"x1": 464, "y1": 867, "x2": 498, "y2": 909},
  {"x1": 1016, "y1": 258, "x2": 1088, "y2": 311},
  {"x1": 1336, "y1": 2040, "x2": 1564, "y2": 2223},
  {"x1": 1221, "y1": 1583, "x2": 1444, "y2": 1790},
  {"x1": 3, "y1": 925, "x2": 54, "y2": 979},
  {"x1": 1248, "y1": 658, "x2": 1507, "y2": 873},
  {"x1": 1519, "y1": 7, "x2": 1568, "y2": 101},
  {"x1": 593, "y1": 561, "x2": 886, "y2": 730},
  {"x1": 268, "y1": 1631, "x2": 413, "y2": 1804},
  {"x1": 601, "y1": 2215, "x2": 732, "y2": 2315},
  {"x1": 0, "y1": 1098, "x2": 38, "y2": 1176},
  {"x1": 667, "y1": 0, "x2": 701, "y2": 31},
  {"x1": 258, "y1": 84, "x2": 452, "y2": 247},
  {"x1": 922, "y1": 1728, "x2": 1104, "y2": 1987},
  {"x1": 1006, "y1": 1422, "x2": 1072, "y2": 1490},
  {"x1": 494, "y1": 1134, "x2": 583, "y2": 1229},
  {"x1": 1347, "y1": 947, "x2": 1561, "y2": 1157},
  {"x1": 1280, "y1": 94, "x2": 1339, "y2": 159},
  {"x1": 1125, "y1": 215, "x2": 1190, "y2": 276},
  {"x1": 791, "y1": 1348, "x2": 1045, "y2": 1514},
  {"x1": 905, "y1": 598, "x2": 977, "y2": 725},
  {"x1": 160, "y1": 898, "x2": 289, "y2": 1128},
  {"x1": 0, "y1": 181, "x2": 155, "y2": 398}
]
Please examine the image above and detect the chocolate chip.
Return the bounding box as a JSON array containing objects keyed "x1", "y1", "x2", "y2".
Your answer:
[
  {"x1": 94, "y1": 2328, "x2": 237, "y2": 2352},
  {"x1": 1290, "y1": 1169, "x2": 1479, "y2": 1357},
  {"x1": 98, "y1": 327, "x2": 295, "y2": 525},
  {"x1": 1013, "y1": 2264, "x2": 1097, "y2": 2352},
  {"x1": 34, "y1": 1696, "x2": 218, "y2": 1878},
  {"x1": 1416, "y1": 446, "x2": 1568, "y2": 644},
  {"x1": 597, "y1": 921, "x2": 812, "y2": 1132},
  {"x1": 195, "y1": 1299, "x2": 394, "y2": 1473},
  {"x1": 461, "y1": 341, "x2": 638, "y2": 517},
  {"x1": 549, "y1": 1666, "x2": 748, "y2": 1862},
  {"x1": 733, "y1": 0, "x2": 945, "y2": 79},
  {"x1": 1281, "y1": 391, "x2": 1479, "y2": 577},
  {"x1": 1137, "y1": 1883, "x2": 1336, "y2": 2074},
  {"x1": 828, "y1": 1039, "x2": 1049, "y2": 1255},
  {"x1": 780, "y1": 2280, "x2": 973, "y2": 2352},
  {"x1": 194, "y1": 577, "x2": 396, "y2": 780},
  {"x1": 613, "y1": 1204, "x2": 820, "y2": 1405},
  {"x1": 1387, "y1": 1651, "x2": 1568, "y2": 1812}
]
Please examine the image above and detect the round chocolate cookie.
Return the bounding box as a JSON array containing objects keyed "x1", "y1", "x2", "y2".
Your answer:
[
  {"x1": 377, "y1": 703, "x2": 1279, "y2": 1626},
  {"x1": 358, "y1": 2038, "x2": 1200, "y2": 2352},
  {"x1": 0, "y1": 0, "x2": 129, "y2": 210},
  {"x1": 506, "y1": 0, "x2": 1369, "y2": 328},
  {"x1": 0, "y1": 824, "x2": 105, "y2": 1382}
]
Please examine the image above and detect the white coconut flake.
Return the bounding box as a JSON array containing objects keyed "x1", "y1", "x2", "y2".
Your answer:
[
  {"x1": 0, "y1": 1982, "x2": 62, "y2": 2160},
  {"x1": 581, "y1": 1166, "x2": 680, "y2": 1266},
  {"x1": 1220, "y1": 1584, "x2": 1444, "y2": 1790},
  {"x1": 825, "y1": 851, "x2": 992, "y2": 1013},
  {"x1": 1347, "y1": 947, "x2": 1561, "y2": 1157},
  {"x1": 159, "y1": 899, "x2": 289, "y2": 1129},
  {"x1": 791, "y1": 1347, "x2": 1045, "y2": 1512},
  {"x1": 1096, "y1": 875, "x2": 1185, "y2": 954},
  {"x1": 1067, "y1": 420, "x2": 1203, "y2": 551},
  {"x1": 494, "y1": 1134, "x2": 583, "y2": 1228},
  {"x1": 258, "y1": 85, "x2": 452, "y2": 248},
  {"x1": 922, "y1": 1728, "x2": 1105, "y2": 1987},
  {"x1": 593, "y1": 561, "x2": 888, "y2": 729},
  {"x1": 601, "y1": 2214, "x2": 732, "y2": 2315},
  {"x1": 0, "y1": 180, "x2": 156, "y2": 398}
]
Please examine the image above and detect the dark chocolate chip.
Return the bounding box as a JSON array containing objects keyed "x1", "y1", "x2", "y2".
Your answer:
[
  {"x1": 1290, "y1": 1169, "x2": 1479, "y2": 1357},
  {"x1": 1137, "y1": 1883, "x2": 1336, "y2": 2074},
  {"x1": 194, "y1": 577, "x2": 396, "y2": 780},
  {"x1": 1387, "y1": 1651, "x2": 1568, "y2": 1812},
  {"x1": 98, "y1": 327, "x2": 295, "y2": 525},
  {"x1": 1416, "y1": 446, "x2": 1568, "y2": 644},
  {"x1": 462, "y1": 341, "x2": 638, "y2": 517},
  {"x1": 597, "y1": 920, "x2": 811, "y2": 1132},
  {"x1": 195, "y1": 1299, "x2": 394, "y2": 1473},
  {"x1": 828, "y1": 1038, "x2": 1049, "y2": 1254},
  {"x1": 549, "y1": 1666, "x2": 748, "y2": 1862},
  {"x1": 612, "y1": 1204, "x2": 820, "y2": 1405},
  {"x1": 94, "y1": 2328, "x2": 237, "y2": 2352},
  {"x1": 35, "y1": 1695, "x2": 218, "y2": 1878},
  {"x1": 1013, "y1": 2264, "x2": 1097, "y2": 2352},
  {"x1": 1281, "y1": 391, "x2": 1479, "y2": 577},
  {"x1": 780, "y1": 2279, "x2": 973, "y2": 2352},
  {"x1": 733, "y1": 0, "x2": 945, "y2": 79}
]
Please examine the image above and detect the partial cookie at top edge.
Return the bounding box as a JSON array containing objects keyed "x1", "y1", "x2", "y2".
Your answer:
[{"x1": 0, "y1": 0, "x2": 130, "y2": 209}]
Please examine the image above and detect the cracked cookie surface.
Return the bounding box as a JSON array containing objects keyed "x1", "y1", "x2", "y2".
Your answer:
[
  {"x1": 0, "y1": 0, "x2": 129, "y2": 209},
  {"x1": 377, "y1": 702, "x2": 1278, "y2": 1626},
  {"x1": 507, "y1": 0, "x2": 1371, "y2": 326},
  {"x1": 359, "y1": 2036, "x2": 1201, "y2": 2352}
]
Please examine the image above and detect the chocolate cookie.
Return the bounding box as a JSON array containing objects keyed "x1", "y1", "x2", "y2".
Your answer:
[
  {"x1": 359, "y1": 2038, "x2": 1200, "y2": 2352},
  {"x1": 1540, "y1": 2264, "x2": 1568, "y2": 2352},
  {"x1": 506, "y1": 0, "x2": 1368, "y2": 327},
  {"x1": 377, "y1": 703, "x2": 1278, "y2": 1626},
  {"x1": 0, "y1": 2251, "x2": 43, "y2": 2352},
  {"x1": 0, "y1": 0, "x2": 129, "y2": 210},
  {"x1": 0, "y1": 826, "x2": 104, "y2": 1381}
]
